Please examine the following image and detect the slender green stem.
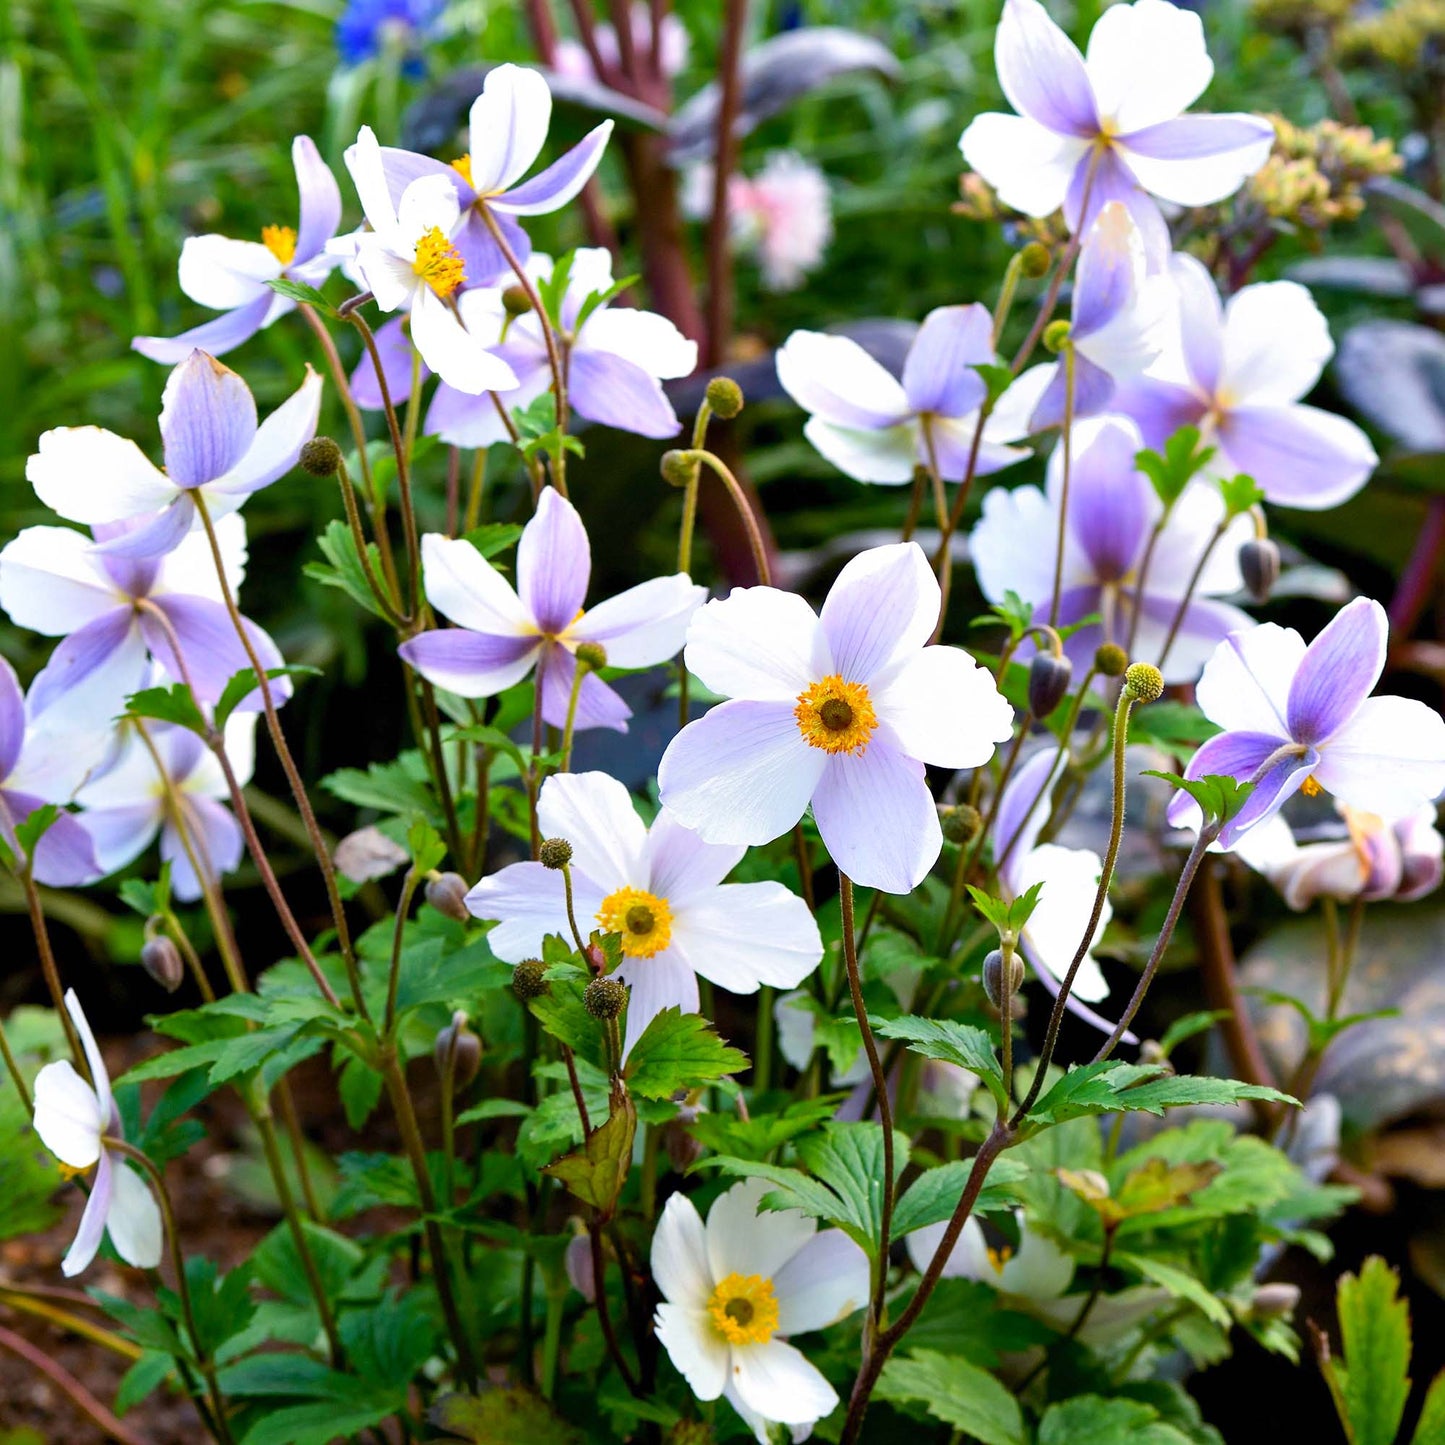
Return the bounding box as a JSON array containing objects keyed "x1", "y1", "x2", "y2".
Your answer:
[
  {"x1": 694, "y1": 450, "x2": 771, "y2": 585},
  {"x1": 0, "y1": 1015, "x2": 32, "y2": 1113},
  {"x1": 991, "y1": 249, "x2": 1028, "y2": 349},
  {"x1": 0, "y1": 1286, "x2": 141, "y2": 1360},
  {"x1": 16, "y1": 866, "x2": 83, "y2": 1065},
  {"x1": 753, "y1": 985, "x2": 775, "y2": 1094},
  {"x1": 335, "y1": 455, "x2": 405, "y2": 624},
  {"x1": 589, "y1": 1223, "x2": 643, "y2": 1394},
  {"x1": 1048, "y1": 342, "x2": 1078, "y2": 632},
  {"x1": 384, "y1": 870, "x2": 422, "y2": 1036},
  {"x1": 560, "y1": 658, "x2": 589, "y2": 773},
  {"x1": 540, "y1": 1278, "x2": 566, "y2": 1400},
  {"x1": 559, "y1": 862, "x2": 592, "y2": 956},
  {"x1": 464, "y1": 448, "x2": 488, "y2": 533}
]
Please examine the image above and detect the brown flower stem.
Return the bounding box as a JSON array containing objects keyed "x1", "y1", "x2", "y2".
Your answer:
[
  {"x1": 17, "y1": 865, "x2": 83, "y2": 1064},
  {"x1": 1154, "y1": 519, "x2": 1228, "y2": 673},
  {"x1": 0, "y1": 1286, "x2": 142, "y2": 1359},
  {"x1": 0, "y1": 1323, "x2": 150, "y2": 1445},
  {"x1": 589, "y1": 1222, "x2": 644, "y2": 1395},
  {"x1": 705, "y1": 0, "x2": 748, "y2": 367},
  {"x1": 1048, "y1": 342, "x2": 1078, "y2": 633}
]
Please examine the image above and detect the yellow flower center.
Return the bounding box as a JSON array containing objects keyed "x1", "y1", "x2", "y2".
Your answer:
[
  {"x1": 1301, "y1": 774, "x2": 1324, "y2": 798},
  {"x1": 986, "y1": 1244, "x2": 1014, "y2": 1275},
  {"x1": 707, "y1": 1273, "x2": 779, "y2": 1346},
  {"x1": 596, "y1": 886, "x2": 673, "y2": 959},
  {"x1": 794, "y1": 675, "x2": 878, "y2": 756},
  {"x1": 451, "y1": 154, "x2": 473, "y2": 187},
  {"x1": 412, "y1": 226, "x2": 466, "y2": 298},
  {"x1": 262, "y1": 224, "x2": 297, "y2": 266}
]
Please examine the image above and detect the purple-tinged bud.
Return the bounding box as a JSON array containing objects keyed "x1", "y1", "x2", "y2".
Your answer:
[
  {"x1": 1028, "y1": 651, "x2": 1073, "y2": 718},
  {"x1": 1251, "y1": 1282, "x2": 1301, "y2": 1320},
  {"x1": 334, "y1": 825, "x2": 408, "y2": 883},
  {"x1": 1094, "y1": 643, "x2": 1128, "y2": 677},
  {"x1": 539, "y1": 837, "x2": 572, "y2": 870},
  {"x1": 584, "y1": 976, "x2": 627, "y2": 1020},
  {"x1": 566, "y1": 1231, "x2": 596, "y2": 1301},
  {"x1": 512, "y1": 959, "x2": 549, "y2": 1000},
  {"x1": 665, "y1": 1094, "x2": 705, "y2": 1172},
  {"x1": 982, "y1": 948, "x2": 1024, "y2": 1009},
  {"x1": 1239, "y1": 537, "x2": 1281, "y2": 604},
  {"x1": 434, "y1": 1010, "x2": 482, "y2": 1086},
  {"x1": 1139, "y1": 1039, "x2": 1174, "y2": 1074},
  {"x1": 705, "y1": 376, "x2": 744, "y2": 419},
  {"x1": 299, "y1": 436, "x2": 343, "y2": 476},
  {"x1": 141, "y1": 936, "x2": 185, "y2": 993},
  {"x1": 425, "y1": 872, "x2": 471, "y2": 923}
]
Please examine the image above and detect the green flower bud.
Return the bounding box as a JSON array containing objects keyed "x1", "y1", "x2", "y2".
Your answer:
[
  {"x1": 660, "y1": 449, "x2": 701, "y2": 489},
  {"x1": 502, "y1": 285, "x2": 533, "y2": 316},
  {"x1": 299, "y1": 437, "x2": 343, "y2": 477},
  {"x1": 1019, "y1": 241, "x2": 1052, "y2": 279},
  {"x1": 539, "y1": 837, "x2": 573, "y2": 870},
  {"x1": 940, "y1": 803, "x2": 983, "y2": 845},
  {"x1": 705, "y1": 376, "x2": 745, "y2": 419},
  {"x1": 434, "y1": 1010, "x2": 482, "y2": 1086},
  {"x1": 1043, "y1": 319, "x2": 1073, "y2": 353},
  {"x1": 584, "y1": 976, "x2": 628, "y2": 1020},
  {"x1": 574, "y1": 641, "x2": 608, "y2": 671},
  {"x1": 1094, "y1": 643, "x2": 1128, "y2": 677},
  {"x1": 1124, "y1": 662, "x2": 1165, "y2": 703},
  {"x1": 512, "y1": 959, "x2": 549, "y2": 1000}
]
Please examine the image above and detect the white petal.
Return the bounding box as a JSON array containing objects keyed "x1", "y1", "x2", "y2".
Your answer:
[
  {"x1": 410, "y1": 288, "x2": 520, "y2": 396},
  {"x1": 105, "y1": 1158, "x2": 164, "y2": 1269},
  {"x1": 802, "y1": 418, "x2": 918, "y2": 485},
  {"x1": 1016, "y1": 844, "x2": 1112, "y2": 1001},
  {"x1": 345, "y1": 125, "x2": 400, "y2": 233},
  {"x1": 582, "y1": 307, "x2": 698, "y2": 380},
  {"x1": 820, "y1": 542, "x2": 938, "y2": 684},
  {"x1": 969, "y1": 484, "x2": 1066, "y2": 608},
  {"x1": 1316, "y1": 695, "x2": 1445, "y2": 818},
  {"x1": 1194, "y1": 622, "x2": 1303, "y2": 735},
  {"x1": 652, "y1": 1190, "x2": 715, "y2": 1307},
  {"x1": 999, "y1": 1224, "x2": 1075, "y2": 1297},
  {"x1": 683, "y1": 588, "x2": 829, "y2": 702},
  {"x1": 670, "y1": 882, "x2": 823, "y2": 994},
  {"x1": 959, "y1": 113, "x2": 1087, "y2": 217},
  {"x1": 1218, "y1": 280, "x2": 1333, "y2": 406},
  {"x1": 775, "y1": 331, "x2": 910, "y2": 430},
  {"x1": 177, "y1": 235, "x2": 280, "y2": 310},
  {"x1": 418, "y1": 532, "x2": 535, "y2": 634},
  {"x1": 27, "y1": 429, "x2": 176, "y2": 526},
  {"x1": 615, "y1": 950, "x2": 699, "y2": 1060},
  {"x1": 729, "y1": 1338, "x2": 838, "y2": 1429},
  {"x1": 1085, "y1": 0, "x2": 1212, "y2": 133},
  {"x1": 208, "y1": 368, "x2": 324, "y2": 501},
  {"x1": 646, "y1": 808, "x2": 746, "y2": 905},
  {"x1": 156, "y1": 511, "x2": 246, "y2": 601},
  {"x1": 706, "y1": 1178, "x2": 816, "y2": 1283},
  {"x1": 467, "y1": 63, "x2": 553, "y2": 194},
  {"x1": 465, "y1": 860, "x2": 604, "y2": 962},
  {"x1": 396, "y1": 174, "x2": 463, "y2": 238},
  {"x1": 905, "y1": 1216, "x2": 990, "y2": 1280},
  {"x1": 31, "y1": 1060, "x2": 102, "y2": 1169},
  {"x1": 1116, "y1": 130, "x2": 1273, "y2": 207},
  {"x1": 355, "y1": 235, "x2": 419, "y2": 313},
  {"x1": 569, "y1": 575, "x2": 705, "y2": 668},
  {"x1": 772, "y1": 1231, "x2": 870, "y2": 1334},
  {"x1": 536, "y1": 770, "x2": 650, "y2": 892},
  {"x1": 871, "y1": 645, "x2": 1014, "y2": 768},
  {"x1": 0, "y1": 526, "x2": 118, "y2": 634},
  {"x1": 655, "y1": 1303, "x2": 728, "y2": 1402}
]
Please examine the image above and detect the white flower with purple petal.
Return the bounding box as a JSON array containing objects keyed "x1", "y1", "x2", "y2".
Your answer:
[
  {"x1": 32, "y1": 989, "x2": 163, "y2": 1277},
  {"x1": 0, "y1": 660, "x2": 107, "y2": 887},
  {"x1": 346, "y1": 127, "x2": 520, "y2": 397},
  {"x1": 74, "y1": 715, "x2": 256, "y2": 902},
  {"x1": 1113, "y1": 255, "x2": 1377, "y2": 508},
  {"x1": 775, "y1": 305, "x2": 1044, "y2": 485},
  {"x1": 399, "y1": 488, "x2": 704, "y2": 732},
  {"x1": 991, "y1": 748, "x2": 1130, "y2": 1038},
  {"x1": 26, "y1": 350, "x2": 321, "y2": 560},
  {"x1": 960, "y1": 0, "x2": 1274, "y2": 261},
  {"x1": 1168, "y1": 599, "x2": 1445, "y2": 848},
  {"x1": 652, "y1": 1179, "x2": 869, "y2": 1445},
  {"x1": 468, "y1": 771, "x2": 822, "y2": 1056},
  {"x1": 133, "y1": 137, "x2": 342, "y2": 364},
  {"x1": 0, "y1": 514, "x2": 284, "y2": 724},
  {"x1": 1022, "y1": 201, "x2": 1171, "y2": 429},
  {"x1": 354, "y1": 63, "x2": 612, "y2": 285},
  {"x1": 970, "y1": 415, "x2": 1253, "y2": 683},
  {"x1": 658, "y1": 542, "x2": 1014, "y2": 893}
]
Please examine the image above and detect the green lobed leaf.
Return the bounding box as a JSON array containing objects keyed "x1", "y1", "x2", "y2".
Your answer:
[
  {"x1": 306, "y1": 520, "x2": 392, "y2": 620},
  {"x1": 1022, "y1": 1061, "x2": 1295, "y2": 1131},
  {"x1": 1142, "y1": 770, "x2": 1256, "y2": 828},
  {"x1": 1113, "y1": 1251, "x2": 1231, "y2": 1327},
  {"x1": 1038, "y1": 1395, "x2": 1195, "y2": 1445},
  {"x1": 875, "y1": 1349, "x2": 1026, "y2": 1445},
  {"x1": 265, "y1": 276, "x2": 332, "y2": 310},
  {"x1": 624, "y1": 1007, "x2": 748, "y2": 1100},
  {"x1": 214, "y1": 664, "x2": 321, "y2": 729},
  {"x1": 1413, "y1": 1369, "x2": 1445, "y2": 1445},
  {"x1": 1336, "y1": 1255, "x2": 1413, "y2": 1445},
  {"x1": 322, "y1": 752, "x2": 438, "y2": 818},
  {"x1": 123, "y1": 682, "x2": 207, "y2": 734},
  {"x1": 891, "y1": 1157, "x2": 1029, "y2": 1238},
  {"x1": 871, "y1": 1014, "x2": 1006, "y2": 1113},
  {"x1": 430, "y1": 1386, "x2": 582, "y2": 1443}
]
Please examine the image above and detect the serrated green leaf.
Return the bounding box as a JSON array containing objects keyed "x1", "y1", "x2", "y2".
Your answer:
[
  {"x1": 306, "y1": 520, "x2": 392, "y2": 619},
  {"x1": 406, "y1": 815, "x2": 446, "y2": 875},
  {"x1": 624, "y1": 1008, "x2": 747, "y2": 1100},
  {"x1": 1412, "y1": 1369, "x2": 1445, "y2": 1445},
  {"x1": 214, "y1": 665, "x2": 321, "y2": 729},
  {"x1": 114, "y1": 1351, "x2": 174, "y2": 1416},
  {"x1": 1336, "y1": 1256, "x2": 1412, "y2": 1445},
  {"x1": 1114, "y1": 1251, "x2": 1231, "y2": 1327},
  {"x1": 871, "y1": 1014, "x2": 1006, "y2": 1113},
  {"x1": 1022, "y1": 1062, "x2": 1295, "y2": 1132},
  {"x1": 265, "y1": 276, "x2": 333, "y2": 310},
  {"x1": 528, "y1": 976, "x2": 606, "y2": 1071},
  {"x1": 124, "y1": 682, "x2": 207, "y2": 734},
  {"x1": 1038, "y1": 1395, "x2": 1194, "y2": 1445},
  {"x1": 1142, "y1": 770, "x2": 1255, "y2": 828},
  {"x1": 322, "y1": 753, "x2": 437, "y2": 817},
  {"x1": 1156, "y1": 1011, "x2": 1230, "y2": 1059},
  {"x1": 891, "y1": 1157, "x2": 1029, "y2": 1238},
  {"x1": 430, "y1": 1386, "x2": 582, "y2": 1443},
  {"x1": 876, "y1": 1349, "x2": 1026, "y2": 1445}
]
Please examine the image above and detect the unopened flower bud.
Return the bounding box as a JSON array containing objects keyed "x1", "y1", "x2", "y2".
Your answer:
[
  {"x1": 434, "y1": 1010, "x2": 482, "y2": 1086},
  {"x1": 425, "y1": 871, "x2": 472, "y2": 923},
  {"x1": 539, "y1": 836, "x2": 572, "y2": 870},
  {"x1": 502, "y1": 285, "x2": 532, "y2": 316},
  {"x1": 1239, "y1": 536, "x2": 1281, "y2": 604},
  {"x1": 1043, "y1": 319, "x2": 1072, "y2": 353},
  {"x1": 512, "y1": 959, "x2": 549, "y2": 1000},
  {"x1": 565, "y1": 1230, "x2": 596, "y2": 1301},
  {"x1": 941, "y1": 803, "x2": 983, "y2": 845},
  {"x1": 982, "y1": 947, "x2": 1024, "y2": 1009},
  {"x1": 660, "y1": 449, "x2": 701, "y2": 489},
  {"x1": 705, "y1": 376, "x2": 744, "y2": 419},
  {"x1": 1094, "y1": 642, "x2": 1128, "y2": 677},
  {"x1": 141, "y1": 936, "x2": 185, "y2": 993},
  {"x1": 1251, "y1": 1282, "x2": 1301, "y2": 1319},
  {"x1": 299, "y1": 436, "x2": 343, "y2": 476},
  {"x1": 1124, "y1": 662, "x2": 1164, "y2": 703},
  {"x1": 1138, "y1": 1038, "x2": 1174, "y2": 1074},
  {"x1": 1028, "y1": 651, "x2": 1073, "y2": 718},
  {"x1": 574, "y1": 641, "x2": 607, "y2": 672},
  {"x1": 1018, "y1": 241, "x2": 1052, "y2": 279},
  {"x1": 584, "y1": 976, "x2": 628, "y2": 1020}
]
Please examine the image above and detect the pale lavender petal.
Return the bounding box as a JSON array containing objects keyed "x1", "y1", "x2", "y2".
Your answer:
[
  {"x1": 292, "y1": 135, "x2": 343, "y2": 263},
  {"x1": 811, "y1": 731, "x2": 940, "y2": 893},
  {"x1": 1170, "y1": 253, "x2": 1223, "y2": 396},
  {"x1": 820, "y1": 542, "x2": 938, "y2": 683},
  {"x1": 901, "y1": 305, "x2": 992, "y2": 419},
  {"x1": 1171, "y1": 729, "x2": 1316, "y2": 848},
  {"x1": 208, "y1": 369, "x2": 323, "y2": 500},
  {"x1": 92, "y1": 530, "x2": 161, "y2": 597},
  {"x1": 1216, "y1": 403, "x2": 1377, "y2": 510},
  {"x1": 1073, "y1": 216, "x2": 1135, "y2": 339},
  {"x1": 351, "y1": 317, "x2": 422, "y2": 410},
  {"x1": 0, "y1": 659, "x2": 25, "y2": 780},
  {"x1": 89, "y1": 497, "x2": 196, "y2": 560},
  {"x1": 540, "y1": 646, "x2": 632, "y2": 732},
  {"x1": 996, "y1": 0, "x2": 1099, "y2": 137},
  {"x1": 646, "y1": 809, "x2": 745, "y2": 905},
  {"x1": 923, "y1": 413, "x2": 1006, "y2": 481},
  {"x1": 162, "y1": 797, "x2": 242, "y2": 902},
  {"x1": 1117, "y1": 113, "x2": 1276, "y2": 207},
  {"x1": 77, "y1": 802, "x2": 161, "y2": 877},
  {"x1": 1286, "y1": 597, "x2": 1387, "y2": 746},
  {"x1": 164, "y1": 727, "x2": 209, "y2": 783},
  {"x1": 61, "y1": 1147, "x2": 112, "y2": 1277},
  {"x1": 144, "y1": 595, "x2": 290, "y2": 710},
  {"x1": 490, "y1": 122, "x2": 613, "y2": 216},
  {"x1": 2, "y1": 791, "x2": 102, "y2": 886},
  {"x1": 1064, "y1": 419, "x2": 1153, "y2": 580},
  {"x1": 1028, "y1": 352, "x2": 1116, "y2": 431},
  {"x1": 1110, "y1": 374, "x2": 1206, "y2": 451},
  {"x1": 399, "y1": 628, "x2": 540, "y2": 698},
  {"x1": 992, "y1": 748, "x2": 1059, "y2": 891},
  {"x1": 26, "y1": 611, "x2": 146, "y2": 722},
  {"x1": 517, "y1": 487, "x2": 590, "y2": 635},
  {"x1": 453, "y1": 210, "x2": 530, "y2": 289},
  {"x1": 569, "y1": 348, "x2": 681, "y2": 438},
  {"x1": 131, "y1": 294, "x2": 275, "y2": 365},
  {"x1": 1130, "y1": 592, "x2": 1256, "y2": 685},
  {"x1": 1065, "y1": 147, "x2": 1170, "y2": 264},
  {"x1": 159, "y1": 352, "x2": 258, "y2": 487}
]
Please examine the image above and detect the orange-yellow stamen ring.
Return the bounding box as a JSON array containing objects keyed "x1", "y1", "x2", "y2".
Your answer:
[
  {"x1": 596, "y1": 886, "x2": 673, "y2": 959},
  {"x1": 413, "y1": 226, "x2": 466, "y2": 298},
  {"x1": 707, "y1": 1273, "x2": 779, "y2": 1346},
  {"x1": 794, "y1": 675, "x2": 878, "y2": 756}
]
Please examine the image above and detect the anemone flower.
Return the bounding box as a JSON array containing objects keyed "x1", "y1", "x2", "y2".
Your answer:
[
  {"x1": 468, "y1": 772, "x2": 822, "y2": 1056},
  {"x1": 960, "y1": 0, "x2": 1274, "y2": 260},
  {"x1": 32, "y1": 990, "x2": 163, "y2": 1276},
  {"x1": 1113, "y1": 254, "x2": 1378, "y2": 508},
  {"x1": 400, "y1": 487, "x2": 704, "y2": 732},
  {"x1": 0, "y1": 514, "x2": 284, "y2": 723},
  {"x1": 652, "y1": 1179, "x2": 869, "y2": 1444},
  {"x1": 1169, "y1": 599, "x2": 1445, "y2": 848},
  {"x1": 969, "y1": 415, "x2": 1254, "y2": 683},
  {"x1": 775, "y1": 304, "x2": 1043, "y2": 485},
  {"x1": 26, "y1": 350, "x2": 321, "y2": 560},
  {"x1": 658, "y1": 542, "x2": 1014, "y2": 893},
  {"x1": 133, "y1": 137, "x2": 342, "y2": 363}
]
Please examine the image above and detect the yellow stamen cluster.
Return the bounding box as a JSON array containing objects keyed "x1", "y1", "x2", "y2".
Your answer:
[
  {"x1": 952, "y1": 173, "x2": 1069, "y2": 247},
  {"x1": 262, "y1": 224, "x2": 297, "y2": 266},
  {"x1": 794, "y1": 676, "x2": 878, "y2": 756},
  {"x1": 412, "y1": 226, "x2": 466, "y2": 298},
  {"x1": 1337, "y1": 0, "x2": 1445, "y2": 69},
  {"x1": 1301, "y1": 774, "x2": 1325, "y2": 799},
  {"x1": 707, "y1": 1273, "x2": 780, "y2": 1346},
  {"x1": 451, "y1": 154, "x2": 474, "y2": 188},
  {"x1": 985, "y1": 1244, "x2": 1014, "y2": 1274},
  {"x1": 596, "y1": 886, "x2": 674, "y2": 959}
]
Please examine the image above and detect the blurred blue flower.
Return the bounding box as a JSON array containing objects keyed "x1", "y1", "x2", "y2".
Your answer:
[{"x1": 335, "y1": 0, "x2": 443, "y2": 69}]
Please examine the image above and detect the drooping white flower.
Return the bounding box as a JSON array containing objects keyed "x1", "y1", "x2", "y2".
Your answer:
[{"x1": 652, "y1": 1179, "x2": 869, "y2": 1443}]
